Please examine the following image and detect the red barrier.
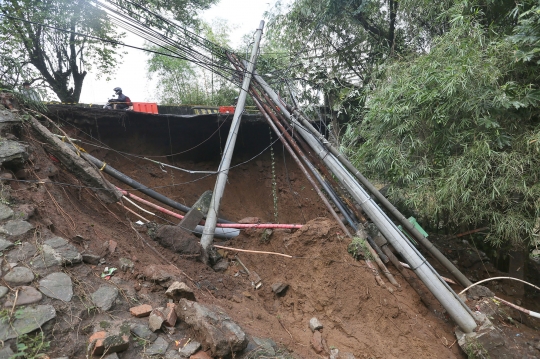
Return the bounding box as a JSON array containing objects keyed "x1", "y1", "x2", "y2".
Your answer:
[{"x1": 133, "y1": 102, "x2": 158, "y2": 114}]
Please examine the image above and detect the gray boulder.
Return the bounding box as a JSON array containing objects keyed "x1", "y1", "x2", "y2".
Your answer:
[
  {"x1": 0, "y1": 204, "x2": 13, "y2": 221},
  {"x1": 42, "y1": 237, "x2": 82, "y2": 265},
  {"x1": 6, "y1": 242, "x2": 36, "y2": 262},
  {"x1": 175, "y1": 299, "x2": 247, "y2": 357},
  {"x1": 0, "y1": 140, "x2": 27, "y2": 168},
  {"x1": 4, "y1": 266, "x2": 34, "y2": 285},
  {"x1": 0, "y1": 304, "x2": 56, "y2": 340},
  {"x1": 0, "y1": 220, "x2": 33, "y2": 237},
  {"x1": 91, "y1": 286, "x2": 118, "y2": 311},
  {"x1": 38, "y1": 272, "x2": 73, "y2": 301}
]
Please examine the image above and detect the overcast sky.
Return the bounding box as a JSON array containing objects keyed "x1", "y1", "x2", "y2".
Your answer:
[{"x1": 79, "y1": 0, "x2": 283, "y2": 104}]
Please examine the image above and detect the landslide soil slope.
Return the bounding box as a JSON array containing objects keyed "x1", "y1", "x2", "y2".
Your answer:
[{"x1": 8, "y1": 115, "x2": 466, "y2": 358}]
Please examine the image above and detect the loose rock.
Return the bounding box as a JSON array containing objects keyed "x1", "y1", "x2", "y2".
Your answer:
[
  {"x1": 165, "y1": 281, "x2": 196, "y2": 302},
  {"x1": 89, "y1": 330, "x2": 130, "y2": 356},
  {"x1": 175, "y1": 298, "x2": 248, "y2": 357},
  {"x1": 38, "y1": 272, "x2": 73, "y2": 301},
  {"x1": 119, "y1": 257, "x2": 134, "y2": 272},
  {"x1": 0, "y1": 238, "x2": 13, "y2": 251},
  {"x1": 0, "y1": 220, "x2": 33, "y2": 237},
  {"x1": 0, "y1": 204, "x2": 13, "y2": 221},
  {"x1": 5, "y1": 242, "x2": 36, "y2": 262},
  {"x1": 178, "y1": 340, "x2": 201, "y2": 357},
  {"x1": 91, "y1": 286, "x2": 119, "y2": 311},
  {"x1": 0, "y1": 286, "x2": 8, "y2": 299},
  {"x1": 163, "y1": 303, "x2": 177, "y2": 327},
  {"x1": 0, "y1": 140, "x2": 28, "y2": 168},
  {"x1": 309, "y1": 317, "x2": 323, "y2": 332},
  {"x1": 311, "y1": 331, "x2": 325, "y2": 354},
  {"x1": 149, "y1": 308, "x2": 166, "y2": 332},
  {"x1": 130, "y1": 323, "x2": 157, "y2": 343},
  {"x1": 0, "y1": 346, "x2": 14, "y2": 359},
  {"x1": 43, "y1": 237, "x2": 82, "y2": 265},
  {"x1": 4, "y1": 286, "x2": 42, "y2": 306},
  {"x1": 130, "y1": 304, "x2": 153, "y2": 318},
  {"x1": 145, "y1": 336, "x2": 169, "y2": 355},
  {"x1": 0, "y1": 304, "x2": 56, "y2": 340},
  {"x1": 4, "y1": 266, "x2": 34, "y2": 285},
  {"x1": 212, "y1": 260, "x2": 229, "y2": 272},
  {"x1": 164, "y1": 350, "x2": 181, "y2": 359},
  {"x1": 82, "y1": 253, "x2": 101, "y2": 265},
  {"x1": 271, "y1": 282, "x2": 289, "y2": 296}
]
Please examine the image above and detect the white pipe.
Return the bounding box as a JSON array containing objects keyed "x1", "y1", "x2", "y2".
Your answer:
[
  {"x1": 253, "y1": 73, "x2": 477, "y2": 334},
  {"x1": 200, "y1": 21, "x2": 264, "y2": 258}
]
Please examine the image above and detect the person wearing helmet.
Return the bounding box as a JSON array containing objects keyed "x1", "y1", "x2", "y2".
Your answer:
[{"x1": 109, "y1": 87, "x2": 133, "y2": 110}]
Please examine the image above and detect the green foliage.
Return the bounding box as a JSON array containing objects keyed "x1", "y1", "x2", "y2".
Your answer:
[
  {"x1": 146, "y1": 20, "x2": 237, "y2": 106},
  {"x1": 347, "y1": 237, "x2": 373, "y2": 260},
  {"x1": 510, "y1": 0, "x2": 540, "y2": 64},
  {"x1": 10, "y1": 332, "x2": 50, "y2": 359},
  {"x1": 341, "y1": 2, "x2": 540, "y2": 250}
]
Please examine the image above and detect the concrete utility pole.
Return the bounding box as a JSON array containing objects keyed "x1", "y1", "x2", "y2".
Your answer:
[{"x1": 200, "y1": 21, "x2": 264, "y2": 262}]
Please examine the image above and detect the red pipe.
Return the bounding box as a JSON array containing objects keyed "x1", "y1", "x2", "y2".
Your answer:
[{"x1": 116, "y1": 187, "x2": 303, "y2": 229}]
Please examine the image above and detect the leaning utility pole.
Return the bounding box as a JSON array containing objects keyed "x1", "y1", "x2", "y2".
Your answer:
[{"x1": 200, "y1": 21, "x2": 264, "y2": 262}]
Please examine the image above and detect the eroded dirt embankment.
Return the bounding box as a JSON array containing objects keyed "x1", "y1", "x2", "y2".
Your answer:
[{"x1": 15, "y1": 111, "x2": 463, "y2": 358}]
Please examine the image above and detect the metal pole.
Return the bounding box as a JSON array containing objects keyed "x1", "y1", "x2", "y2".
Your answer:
[
  {"x1": 200, "y1": 21, "x2": 264, "y2": 260},
  {"x1": 252, "y1": 74, "x2": 477, "y2": 333}
]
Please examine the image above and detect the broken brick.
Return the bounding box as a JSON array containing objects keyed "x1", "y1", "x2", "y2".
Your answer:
[
  {"x1": 89, "y1": 331, "x2": 129, "y2": 356},
  {"x1": 129, "y1": 304, "x2": 152, "y2": 318},
  {"x1": 163, "y1": 303, "x2": 177, "y2": 327},
  {"x1": 190, "y1": 350, "x2": 213, "y2": 359},
  {"x1": 311, "y1": 330, "x2": 324, "y2": 354}
]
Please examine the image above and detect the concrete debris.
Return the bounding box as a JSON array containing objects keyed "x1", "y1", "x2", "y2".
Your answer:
[
  {"x1": 0, "y1": 304, "x2": 56, "y2": 340},
  {"x1": 91, "y1": 285, "x2": 119, "y2": 311},
  {"x1": 175, "y1": 298, "x2": 248, "y2": 357},
  {"x1": 4, "y1": 286, "x2": 42, "y2": 307},
  {"x1": 165, "y1": 281, "x2": 196, "y2": 302},
  {"x1": 130, "y1": 304, "x2": 153, "y2": 318},
  {"x1": 309, "y1": 317, "x2": 323, "y2": 332},
  {"x1": 145, "y1": 336, "x2": 169, "y2": 356},
  {"x1": 38, "y1": 272, "x2": 73, "y2": 301},
  {"x1": 4, "y1": 266, "x2": 34, "y2": 285},
  {"x1": 212, "y1": 259, "x2": 229, "y2": 272},
  {"x1": 0, "y1": 220, "x2": 33, "y2": 237}
]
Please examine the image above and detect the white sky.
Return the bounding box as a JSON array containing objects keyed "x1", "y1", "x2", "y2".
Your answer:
[{"x1": 79, "y1": 0, "x2": 282, "y2": 105}]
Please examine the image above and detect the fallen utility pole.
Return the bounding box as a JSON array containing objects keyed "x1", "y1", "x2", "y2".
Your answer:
[
  {"x1": 250, "y1": 72, "x2": 477, "y2": 333},
  {"x1": 200, "y1": 21, "x2": 264, "y2": 262},
  {"x1": 288, "y1": 105, "x2": 473, "y2": 288},
  {"x1": 64, "y1": 145, "x2": 233, "y2": 224},
  {"x1": 28, "y1": 117, "x2": 121, "y2": 203}
]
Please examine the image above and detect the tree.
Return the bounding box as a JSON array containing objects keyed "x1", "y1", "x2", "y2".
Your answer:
[
  {"x1": 0, "y1": 0, "x2": 218, "y2": 102},
  {"x1": 147, "y1": 19, "x2": 237, "y2": 106},
  {"x1": 341, "y1": 1, "x2": 540, "y2": 253}
]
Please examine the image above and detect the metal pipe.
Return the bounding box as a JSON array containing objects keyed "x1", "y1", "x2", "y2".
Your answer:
[
  {"x1": 246, "y1": 84, "x2": 390, "y2": 289},
  {"x1": 252, "y1": 73, "x2": 477, "y2": 333},
  {"x1": 289, "y1": 107, "x2": 472, "y2": 288},
  {"x1": 77, "y1": 150, "x2": 232, "y2": 223},
  {"x1": 200, "y1": 21, "x2": 264, "y2": 258}
]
